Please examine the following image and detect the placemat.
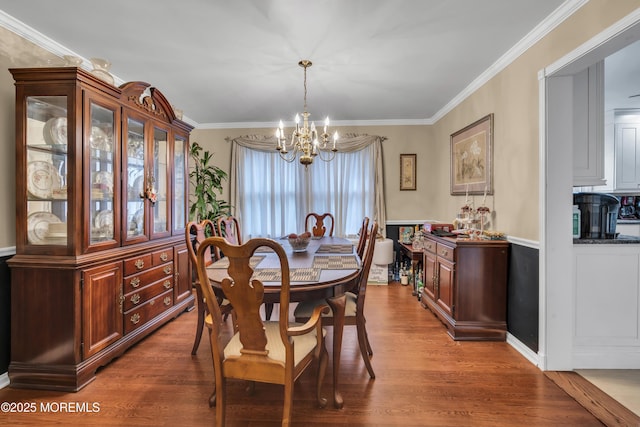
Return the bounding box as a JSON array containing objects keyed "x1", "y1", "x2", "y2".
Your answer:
[
  {"x1": 252, "y1": 268, "x2": 320, "y2": 282},
  {"x1": 315, "y1": 244, "x2": 354, "y2": 254},
  {"x1": 208, "y1": 255, "x2": 265, "y2": 269},
  {"x1": 313, "y1": 255, "x2": 359, "y2": 269}
]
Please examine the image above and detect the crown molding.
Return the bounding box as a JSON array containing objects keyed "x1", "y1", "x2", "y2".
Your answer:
[{"x1": 1, "y1": 1, "x2": 586, "y2": 129}]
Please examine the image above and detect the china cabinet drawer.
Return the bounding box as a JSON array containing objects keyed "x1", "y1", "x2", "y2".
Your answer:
[
  {"x1": 124, "y1": 289, "x2": 174, "y2": 334},
  {"x1": 422, "y1": 239, "x2": 436, "y2": 253},
  {"x1": 123, "y1": 276, "x2": 174, "y2": 312},
  {"x1": 436, "y1": 243, "x2": 455, "y2": 262},
  {"x1": 152, "y1": 248, "x2": 173, "y2": 266},
  {"x1": 124, "y1": 262, "x2": 173, "y2": 293},
  {"x1": 124, "y1": 253, "x2": 153, "y2": 275}
]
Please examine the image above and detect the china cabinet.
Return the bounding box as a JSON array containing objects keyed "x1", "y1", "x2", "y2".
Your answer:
[
  {"x1": 8, "y1": 67, "x2": 194, "y2": 391},
  {"x1": 420, "y1": 234, "x2": 509, "y2": 340}
]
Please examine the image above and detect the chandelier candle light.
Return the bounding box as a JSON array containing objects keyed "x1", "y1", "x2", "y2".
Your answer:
[{"x1": 275, "y1": 60, "x2": 338, "y2": 166}]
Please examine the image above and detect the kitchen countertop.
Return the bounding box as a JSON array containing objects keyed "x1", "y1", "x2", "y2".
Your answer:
[{"x1": 574, "y1": 234, "x2": 640, "y2": 244}]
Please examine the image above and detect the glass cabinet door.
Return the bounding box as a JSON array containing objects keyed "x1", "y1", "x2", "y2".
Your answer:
[
  {"x1": 123, "y1": 117, "x2": 147, "y2": 244},
  {"x1": 25, "y1": 96, "x2": 69, "y2": 246},
  {"x1": 173, "y1": 135, "x2": 187, "y2": 232},
  {"x1": 151, "y1": 127, "x2": 170, "y2": 237},
  {"x1": 88, "y1": 102, "x2": 116, "y2": 246}
]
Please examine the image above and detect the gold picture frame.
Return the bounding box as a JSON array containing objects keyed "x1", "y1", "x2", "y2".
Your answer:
[
  {"x1": 400, "y1": 154, "x2": 416, "y2": 191},
  {"x1": 450, "y1": 114, "x2": 493, "y2": 195}
]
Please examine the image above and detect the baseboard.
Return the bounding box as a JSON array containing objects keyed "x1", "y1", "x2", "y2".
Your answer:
[
  {"x1": 0, "y1": 372, "x2": 9, "y2": 389},
  {"x1": 506, "y1": 332, "x2": 541, "y2": 367}
]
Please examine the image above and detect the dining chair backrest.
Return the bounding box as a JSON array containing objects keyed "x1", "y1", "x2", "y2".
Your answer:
[
  {"x1": 186, "y1": 219, "x2": 218, "y2": 269},
  {"x1": 217, "y1": 215, "x2": 242, "y2": 245},
  {"x1": 194, "y1": 236, "x2": 329, "y2": 426},
  {"x1": 355, "y1": 221, "x2": 378, "y2": 300},
  {"x1": 356, "y1": 216, "x2": 370, "y2": 259},
  {"x1": 305, "y1": 212, "x2": 335, "y2": 237}
]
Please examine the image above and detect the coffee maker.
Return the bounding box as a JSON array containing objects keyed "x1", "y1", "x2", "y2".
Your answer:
[{"x1": 573, "y1": 193, "x2": 620, "y2": 239}]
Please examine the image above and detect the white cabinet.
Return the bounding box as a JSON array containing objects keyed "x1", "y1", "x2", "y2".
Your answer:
[
  {"x1": 573, "y1": 62, "x2": 606, "y2": 187},
  {"x1": 614, "y1": 113, "x2": 640, "y2": 190},
  {"x1": 573, "y1": 244, "x2": 640, "y2": 368}
]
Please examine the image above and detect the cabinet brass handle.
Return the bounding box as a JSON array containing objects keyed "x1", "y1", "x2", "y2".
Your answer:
[
  {"x1": 163, "y1": 265, "x2": 172, "y2": 275},
  {"x1": 119, "y1": 290, "x2": 124, "y2": 314},
  {"x1": 135, "y1": 259, "x2": 145, "y2": 270},
  {"x1": 130, "y1": 294, "x2": 141, "y2": 304},
  {"x1": 130, "y1": 313, "x2": 141, "y2": 324},
  {"x1": 150, "y1": 299, "x2": 155, "y2": 306},
  {"x1": 163, "y1": 280, "x2": 171, "y2": 289},
  {"x1": 160, "y1": 252, "x2": 168, "y2": 262},
  {"x1": 441, "y1": 250, "x2": 448, "y2": 256},
  {"x1": 163, "y1": 296, "x2": 171, "y2": 306},
  {"x1": 130, "y1": 277, "x2": 141, "y2": 288}
]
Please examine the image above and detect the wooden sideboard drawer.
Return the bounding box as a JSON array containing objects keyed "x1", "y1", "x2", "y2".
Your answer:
[
  {"x1": 124, "y1": 262, "x2": 173, "y2": 293},
  {"x1": 124, "y1": 289, "x2": 174, "y2": 334},
  {"x1": 123, "y1": 276, "x2": 174, "y2": 312},
  {"x1": 152, "y1": 248, "x2": 173, "y2": 266},
  {"x1": 436, "y1": 243, "x2": 455, "y2": 262},
  {"x1": 422, "y1": 239, "x2": 436, "y2": 253},
  {"x1": 123, "y1": 254, "x2": 153, "y2": 276}
]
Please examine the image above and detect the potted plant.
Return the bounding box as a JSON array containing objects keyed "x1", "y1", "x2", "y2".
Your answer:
[{"x1": 188, "y1": 141, "x2": 230, "y2": 222}]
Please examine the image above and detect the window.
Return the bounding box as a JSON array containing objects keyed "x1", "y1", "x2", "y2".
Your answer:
[{"x1": 229, "y1": 134, "x2": 386, "y2": 240}]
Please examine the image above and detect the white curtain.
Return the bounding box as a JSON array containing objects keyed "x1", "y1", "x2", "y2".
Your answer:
[{"x1": 227, "y1": 134, "x2": 386, "y2": 240}]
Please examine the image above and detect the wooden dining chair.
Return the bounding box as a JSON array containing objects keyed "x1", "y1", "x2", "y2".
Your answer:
[
  {"x1": 294, "y1": 221, "x2": 378, "y2": 379},
  {"x1": 305, "y1": 212, "x2": 335, "y2": 237},
  {"x1": 356, "y1": 216, "x2": 370, "y2": 259},
  {"x1": 216, "y1": 215, "x2": 242, "y2": 245},
  {"x1": 186, "y1": 220, "x2": 231, "y2": 355},
  {"x1": 194, "y1": 236, "x2": 330, "y2": 427}
]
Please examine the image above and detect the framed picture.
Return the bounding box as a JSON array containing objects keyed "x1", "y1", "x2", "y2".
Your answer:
[
  {"x1": 400, "y1": 154, "x2": 416, "y2": 191},
  {"x1": 450, "y1": 114, "x2": 493, "y2": 195}
]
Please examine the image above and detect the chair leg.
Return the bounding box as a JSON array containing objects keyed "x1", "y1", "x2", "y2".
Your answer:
[
  {"x1": 264, "y1": 302, "x2": 274, "y2": 320},
  {"x1": 356, "y1": 319, "x2": 375, "y2": 379},
  {"x1": 283, "y1": 378, "x2": 293, "y2": 427},
  {"x1": 215, "y1": 377, "x2": 226, "y2": 427},
  {"x1": 365, "y1": 328, "x2": 373, "y2": 356},
  {"x1": 191, "y1": 288, "x2": 206, "y2": 355},
  {"x1": 316, "y1": 341, "x2": 328, "y2": 409}
]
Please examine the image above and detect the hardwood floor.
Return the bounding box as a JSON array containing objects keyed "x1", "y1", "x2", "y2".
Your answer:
[{"x1": 0, "y1": 282, "x2": 603, "y2": 426}]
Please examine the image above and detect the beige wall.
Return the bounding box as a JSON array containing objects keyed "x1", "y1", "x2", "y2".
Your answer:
[{"x1": 1, "y1": 0, "x2": 639, "y2": 248}]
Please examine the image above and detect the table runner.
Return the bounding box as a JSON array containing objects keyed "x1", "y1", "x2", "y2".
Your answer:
[
  {"x1": 313, "y1": 255, "x2": 359, "y2": 269},
  {"x1": 315, "y1": 244, "x2": 354, "y2": 254},
  {"x1": 208, "y1": 255, "x2": 265, "y2": 269}
]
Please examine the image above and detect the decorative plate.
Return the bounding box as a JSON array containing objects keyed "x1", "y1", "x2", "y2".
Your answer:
[
  {"x1": 27, "y1": 161, "x2": 62, "y2": 199},
  {"x1": 42, "y1": 117, "x2": 67, "y2": 145},
  {"x1": 90, "y1": 126, "x2": 112, "y2": 151},
  {"x1": 93, "y1": 170, "x2": 114, "y2": 193},
  {"x1": 27, "y1": 212, "x2": 62, "y2": 244},
  {"x1": 94, "y1": 210, "x2": 114, "y2": 236},
  {"x1": 128, "y1": 208, "x2": 144, "y2": 236}
]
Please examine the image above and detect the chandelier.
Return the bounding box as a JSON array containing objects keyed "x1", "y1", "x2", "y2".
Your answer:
[{"x1": 275, "y1": 60, "x2": 338, "y2": 166}]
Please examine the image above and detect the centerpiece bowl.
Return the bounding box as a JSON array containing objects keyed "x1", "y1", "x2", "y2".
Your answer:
[{"x1": 288, "y1": 232, "x2": 311, "y2": 252}]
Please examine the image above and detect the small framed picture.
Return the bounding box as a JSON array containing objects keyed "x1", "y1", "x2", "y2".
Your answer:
[{"x1": 400, "y1": 154, "x2": 416, "y2": 191}]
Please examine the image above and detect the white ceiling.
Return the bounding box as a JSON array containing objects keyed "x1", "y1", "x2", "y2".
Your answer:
[{"x1": 1, "y1": 0, "x2": 638, "y2": 128}]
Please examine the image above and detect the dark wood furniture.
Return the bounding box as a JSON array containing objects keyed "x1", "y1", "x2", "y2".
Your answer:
[
  {"x1": 305, "y1": 212, "x2": 335, "y2": 237},
  {"x1": 206, "y1": 236, "x2": 360, "y2": 409},
  {"x1": 398, "y1": 242, "x2": 423, "y2": 295},
  {"x1": 196, "y1": 237, "x2": 329, "y2": 427},
  {"x1": 8, "y1": 67, "x2": 195, "y2": 391},
  {"x1": 420, "y1": 233, "x2": 509, "y2": 340},
  {"x1": 294, "y1": 222, "x2": 378, "y2": 379},
  {"x1": 186, "y1": 220, "x2": 232, "y2": 355},
  {"x1": 216, "y1": 215, "x2": 242, "y2": 245}
]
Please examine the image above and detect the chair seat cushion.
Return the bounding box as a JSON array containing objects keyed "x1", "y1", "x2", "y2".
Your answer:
[
  {"x1": 217, "y1": 321, "x2": 325, "y2": 366},
  {"x1": 293, "y1": 292, "x2": 357, "y2": 319}
]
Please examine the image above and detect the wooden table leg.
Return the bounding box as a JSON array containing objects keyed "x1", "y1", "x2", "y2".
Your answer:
[{"x1": 326, "y1": 294, "x2": 346, "y2": 409}]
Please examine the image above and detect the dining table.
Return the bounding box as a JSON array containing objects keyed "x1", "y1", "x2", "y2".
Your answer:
[{"x1": 206, "y1": 235, "x2": 361, "y2": 409}]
